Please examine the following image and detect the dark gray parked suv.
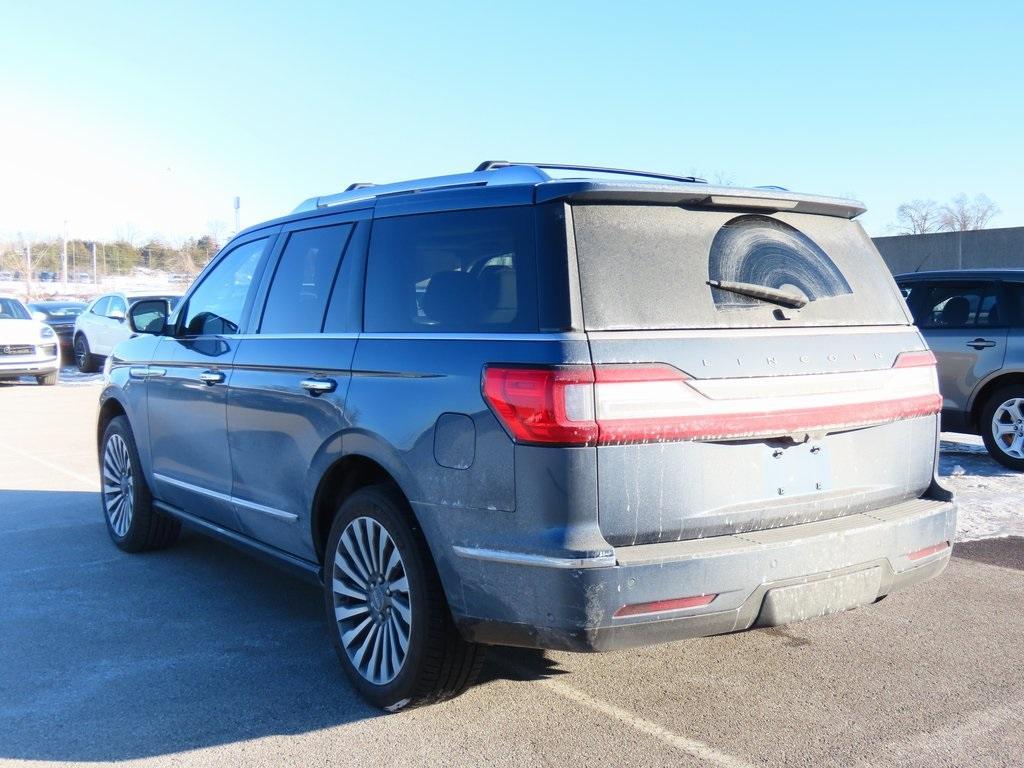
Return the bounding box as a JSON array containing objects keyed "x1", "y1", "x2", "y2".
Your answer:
[
  {"x1": 897, "y1": 270, "x2": 1024, "y2": 470},
  {"x1": 97, "y1": 162, "x2": 956, "y2": 709}
]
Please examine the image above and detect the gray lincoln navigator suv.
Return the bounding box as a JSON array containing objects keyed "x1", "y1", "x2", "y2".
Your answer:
[{"x1": 97, "y1": 162, "x2": 956, "y2": 710}]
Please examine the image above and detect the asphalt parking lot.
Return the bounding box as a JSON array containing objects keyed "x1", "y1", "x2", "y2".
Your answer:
[{"x1": 2, "y1": 376, "x2": 1023, "y2": 768}]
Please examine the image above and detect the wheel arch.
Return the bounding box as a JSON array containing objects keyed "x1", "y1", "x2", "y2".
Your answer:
[
  {"x1": 311, "y1": 453, "x2": 413, "y2": 566},
  {"x1": 97, "y1": 393, "x2": 128, "y2": 454},
  {"x1": 970, "y1": 370, "x2": 1024, "y2": 432}
]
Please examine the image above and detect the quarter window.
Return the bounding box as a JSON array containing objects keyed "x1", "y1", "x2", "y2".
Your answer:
[
  {"x1": 364, "y1": 207, "x2": 538, "y2": 333},
  {"x1": 182, "y1": 238, "x2": 267, "y2": 336},
  {"x1": 260, "y1": 224, "x2": 353, "y2": 334}
]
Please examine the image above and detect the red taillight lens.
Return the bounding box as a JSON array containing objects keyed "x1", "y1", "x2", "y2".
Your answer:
[
  {"x1": 482, "y1": 366, "x2": 598, "y2": 446},
  {"x1": 483, "y1": 354, "x2": 943, "y2": 447}
]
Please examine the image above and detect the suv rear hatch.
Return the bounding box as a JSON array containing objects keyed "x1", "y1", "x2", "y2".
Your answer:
[{"x1": 570, "y1": 203, "x2": 940, "y2": 546}]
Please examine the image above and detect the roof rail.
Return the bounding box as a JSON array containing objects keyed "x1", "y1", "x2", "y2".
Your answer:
[
  {"x1": 292, "y1": 164, "x2": 550, "y2": 213},
  {"x1": 475, "y1": 161, "x2": 707, "y2": 185}
]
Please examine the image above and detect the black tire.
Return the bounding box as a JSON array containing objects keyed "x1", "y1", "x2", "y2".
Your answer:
[
  {"x1": 75, "y1": 333, "x2": 98, "y2": 373},
  {"x1": 980, "y1": 384, "x2": 1024, "y2": 471},
  {"x1": 323, "y1": 484, "x2": 485, "y2": 710},
  {"x1": 36, "y1": 371, "x2": 58, "y2": 386},
  {"x1": 100, "y1": 416, "x2": 181, "y2": 552}
]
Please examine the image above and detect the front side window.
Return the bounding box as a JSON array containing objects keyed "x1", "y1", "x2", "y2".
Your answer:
[
  {"x1": 911, "y1": 282, "x2": 998, "y2": 329},
  {"x1": 260, "y1": 223, "x2": 352, "y2": 334},
  {"x1": 181, "y1": 238, "x2": 267, "y2": 336},
  {"x1": 364, "y1": 207, "x2": 538, "y2": 333}
]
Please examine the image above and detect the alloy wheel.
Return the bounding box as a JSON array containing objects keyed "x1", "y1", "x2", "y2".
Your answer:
[
  {"x1": 331, "y1": 516, "x2": 412, "y2": 685},
  {"x1": 991, "y1": 397, "x2": 1024, "y2": 460},
  {"x1": 74, "y1": 337, "x2": 86, "y2": 369},
  {"x1": 102, "y1": 434, "x2": 134, "y2": 537}
]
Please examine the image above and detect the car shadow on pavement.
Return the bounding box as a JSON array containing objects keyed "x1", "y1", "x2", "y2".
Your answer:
[
  {"x1": 0, "y1": 490, "x2": 382, "y2": 762},
  {"x1": 953, "y1": 536, "x2": 1024, "y2": 572},
  {"x1": 0, "y1": 489, "x2": 567, "y2": 762}
]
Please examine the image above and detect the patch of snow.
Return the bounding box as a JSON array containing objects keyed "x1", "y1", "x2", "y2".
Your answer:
[{"x1": 940, "y1": 433, "x2": 1024, "y2": 542}]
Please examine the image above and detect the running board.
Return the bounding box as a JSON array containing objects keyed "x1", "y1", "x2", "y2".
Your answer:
[{"x1": 153, "y1": 501, "x2": 322, "y2": 585}]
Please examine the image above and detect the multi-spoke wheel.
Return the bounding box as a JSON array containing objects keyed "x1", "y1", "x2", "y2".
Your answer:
[
  {"x1": 332, "y1": 516, "x2": 412, "y2": 685},
  {"x1": 981, "y1": 387, "x2": 1024, "y2": 471},
  {"x1": 323, "y1": 485, "x2": 485, "y2": 710},
  {"x1": 103, "y1": 433, "x2": 135, "y2": 537},
  {"x1": 100, "y1": 415, "x2": 181, "y2": 551},
  {"x1": 75, "y1": 334, "x2": 98, "y2": 373}
]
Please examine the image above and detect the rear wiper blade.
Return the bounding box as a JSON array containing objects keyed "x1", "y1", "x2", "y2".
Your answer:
[{"x1": 706, "y1": 279, "x2": 808, "y2": 309}]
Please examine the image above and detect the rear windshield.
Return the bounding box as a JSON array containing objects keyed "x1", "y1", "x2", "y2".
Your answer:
[{"x1": 572, "y1": 205, "x2": 910, "y2": 330}]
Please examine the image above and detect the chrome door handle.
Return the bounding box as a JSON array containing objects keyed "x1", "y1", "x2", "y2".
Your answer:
[
  {"x1": 129, "y1": 366, "x2": 149, "y2": 379},
  {"x1": 301, "y1": 377, "x2": 337, "y2": 396},
  {"x1": 967, "y1": 338, "x2": 997, "y2": 350},
  {"x1": 148, "y1": 367, "x2": 166, "y2": 378},
  {"x1": 199, "y1": 370, "x2": 225, "y2": 385}
]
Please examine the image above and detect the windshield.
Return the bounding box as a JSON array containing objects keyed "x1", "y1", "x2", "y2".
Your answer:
[
  {"x1": 0, "y1": 298, "x2": 31, "y2": 320},
  {"x1": 571, "y1": 205, "x2": 911, "y2": 330}
]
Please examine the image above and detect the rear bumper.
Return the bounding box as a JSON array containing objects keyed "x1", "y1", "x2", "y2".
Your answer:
[{"x1": 450, "y1": 490, "x2": 956, "y2": 651}]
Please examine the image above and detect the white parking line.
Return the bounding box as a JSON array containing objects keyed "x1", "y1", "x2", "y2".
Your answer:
[
  {"x1": 526, "y1": 670, "x2": 756, "y2": 768},
  {"x1": 879, "y1": 700, "x2": 1024, "y2": 763},
  {"x1": 0, "y1": 443, "x2": 97, "y2": 488}
]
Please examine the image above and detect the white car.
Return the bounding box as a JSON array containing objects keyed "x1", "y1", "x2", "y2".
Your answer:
[
  {"x1": 0, "y1": 295, "x2": 60, "y2": 385},
  {"x1": 73, "y1": 292, "x2": 180, "y2": 372}
]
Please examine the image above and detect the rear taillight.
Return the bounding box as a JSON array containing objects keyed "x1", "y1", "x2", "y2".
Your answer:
[
  {"x1": 482, "y1": 366, "x2": 598, "y2": 446},
  {"x1": 483, "y1": 352, "x2": 942, "y2": 447}
]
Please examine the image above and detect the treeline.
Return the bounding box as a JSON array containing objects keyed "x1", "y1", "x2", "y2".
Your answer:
[{"x1": 0, "y1": 235, "x2": 220, "y2": 277}]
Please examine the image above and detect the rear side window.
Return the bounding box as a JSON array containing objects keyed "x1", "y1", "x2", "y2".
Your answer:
[
  {"x1": 1003, "y1": 283, "x2": 1024, "y2": 327},
  {"x1": 908, "y1": 282, "x2": 1000, "y2": 329},
  {"x1": 260, "y1": 223, "x2": 353, "y2": 334},
  {"x1": 572, "y1": 205, "x2": 910, "y2": 330},
  {"x1": 364, "y1": 207, "x2": 538, "y2": 333}
]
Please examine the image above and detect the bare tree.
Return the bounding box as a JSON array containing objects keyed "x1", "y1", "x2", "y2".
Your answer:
[
  {"x1": 939, "y1": 194, "x2": 1000, "y2": 231},
  {"x1": 894, "y1": 199, "x2": 942, "y2": 234}
]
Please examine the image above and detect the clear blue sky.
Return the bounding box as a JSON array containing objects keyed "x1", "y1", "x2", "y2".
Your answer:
[{"x1": 2, "y1": 1, "x2": 1022, "y2": 243}]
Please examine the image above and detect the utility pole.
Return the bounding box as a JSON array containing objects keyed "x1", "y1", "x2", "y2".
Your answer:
[
  {"x1": 62, "y1": 220, "x2": 68, "y2": 286},
  {"x1": 91, "y1": 242, "x2": 97, "y2": 284},
  {"x1": 25, "y1": 241, "x2": 31, "y2": 300},
  {"x1": 234, "y1": 196, "x2": 240, "y2": 235}
]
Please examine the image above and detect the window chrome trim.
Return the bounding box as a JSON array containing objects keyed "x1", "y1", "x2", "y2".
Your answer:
[
  {"x1": 153, "y1": 473, "x2": 298, "y2": 522},
  {"x1": 359, "y1": 332, "x2": 587, "y2": 342},
  {"x1": 452, "y1": 545, "x2": 615, "y2": 569}
]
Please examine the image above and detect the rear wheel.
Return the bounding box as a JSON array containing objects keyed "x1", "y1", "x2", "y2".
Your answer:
[
  {"x1": 36, "y1": 371, "x2": 58, "y2": 386},
  {"x1": 74, "y1": 334, "x2": 98, "y2": 373},
  {"x1": 981, "y1": 385, "x2": 1024, "y2": 471},
  {"x1": 101, "y1": 416, "x2": 181, "y2": 551},
  {"x1": 324, "y1": 484, "x2": 485, "y2": 710}
]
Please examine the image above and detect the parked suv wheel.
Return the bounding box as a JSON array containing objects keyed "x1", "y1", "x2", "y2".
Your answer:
[
  {"x1": 324, "y1": 484, "x2": 485, "y2": 710},
  {"x1": 101, "y1": 416, "x2": 181, "y2": 551},
  {"x1": 75, "y1": 334, "x2": 98, "y2": 373},
  {"x1": 980, "y1": 385, "x2": 1024, "y2": 471}
]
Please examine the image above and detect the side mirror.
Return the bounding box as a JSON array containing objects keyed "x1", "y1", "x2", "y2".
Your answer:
[
  {"x1": 128, "y1": 299, "x2": 170, "y2": 335},
  {"x1": 31, "y1": 311, "x2": 48, "y2": 323}
]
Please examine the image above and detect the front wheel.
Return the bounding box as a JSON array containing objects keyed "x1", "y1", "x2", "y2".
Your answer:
[
  {"x1": 980, "y1": 385, "x2": 1024, "y2": 471},
  {"x1": 101, "y1": 416, "x2": 181, "y2": 551},
  {"x1": 324, "y1": 485, "x2": 485, "y2": 710}
]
